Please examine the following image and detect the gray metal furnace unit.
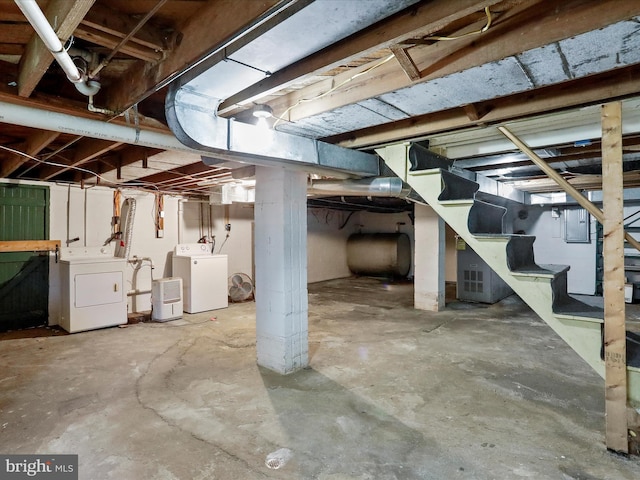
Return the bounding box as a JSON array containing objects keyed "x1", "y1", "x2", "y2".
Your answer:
[{"x1": 457, "y1": 243, "x2": 513, "y2": 303}]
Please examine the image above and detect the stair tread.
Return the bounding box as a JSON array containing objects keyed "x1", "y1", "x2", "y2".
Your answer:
[
  {"x1": 554, "y1": 294, "x2": 603, "y2": 319},
  {"x1": 628, "y1": 331, "x2": 640, "y2": 368},
  {"x1": 599, "y1": 330, "x2": 640, "y2": 368},
  {"x1": 511, "y1": 264, "x2": 570, "y2": 276},
  {"x1": 475, "y1": 233, "x2": 534, "y2": 239}
]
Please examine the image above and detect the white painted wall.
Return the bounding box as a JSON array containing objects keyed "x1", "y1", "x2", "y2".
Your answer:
[
  {"x1": 306, "y1": 209, "x2": 459, "y2": 284},
  {"x1": 16, "y1": 180, "x2": 255, "y2": 324},
  {"x1": 307, "y1": 208, "x2": 355, "y2": 283},
  {"x1": 517, "y1": 205, "x2": 597, "y2": 295},
  {"x1": 6, "y1": 177, "x2": 463, "y2": 325},
  {"x1": 179, "y1": 201, "x2": 254, "y2": 278}
]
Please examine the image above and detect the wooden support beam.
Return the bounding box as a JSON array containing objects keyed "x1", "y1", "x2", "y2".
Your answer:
[
  {"x1": 0, "y1": 24, "x2": 33, "y2": 44},
  {"x1": 218, "y1": 0, "x2": 506, "y2": 114},
  {"x1": 330, "y1": 63, "x2": 640, "y2": 149},
  {"x1": 602, "y1": 101, "x2": 628, "y2": 454},
  {"x1": 74, "y1": 24, "x2": 163, "y2": 62},
  {"x1": 104, "y1": 0, "x2": 282, "y2": 114},
  {"x1": 498, "y1": 126, "x2": 640, "y2": 253},
  {"x1": 80, "y1": 3, "x2": 166, "y2": 52},
  {"x1": 268, "y1": 0, "x2": 640, "y2": 123},
  {"x1": 463, "y1": 103, "x2": 491, "y2": 122},
  {"x1": 40, "y1": 139, "x2": 123, "y2": 180},
  {"x1": 0, "y1": 130, "x2": 60, "y2": 177},
  {"x1": 390, "y1": 46, "x2": 421, "y2": 81},
  {"x1": 0, "y1": 240, "x2": 60, "y2": 252},
  {"x1": 17, "y1": 0, "x2": 96, "y2": 97}
]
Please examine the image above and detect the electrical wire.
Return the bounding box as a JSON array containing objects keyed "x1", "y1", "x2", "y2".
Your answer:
[
  {"x1": 421, "y1": 7, "x2": 492, "y2": 42},
  {"x1": 273, "y1": 53, "x2": 396, "y2": 128},
  {"x1": 339, "y1": 210, "x2": 356, "y2": 230},
  {"x1": 272, "y1": 7, "x2": 492, "y2": 128},
  {"x1": 0, "y1": 144, "x2": 162, "y2": 193}
]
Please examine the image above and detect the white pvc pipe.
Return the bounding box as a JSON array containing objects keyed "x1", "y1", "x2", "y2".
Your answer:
[
  {"x1": 15, "y1": 0, "x2": 82, "y2": 83},
  {"x1": 0, "y1": 100, "x2": 196, "y2": 153}
]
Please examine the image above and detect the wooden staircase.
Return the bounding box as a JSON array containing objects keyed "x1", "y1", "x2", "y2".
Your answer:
[{"x1": 378, "y1": 143, "x2": 640, "y2": 407}]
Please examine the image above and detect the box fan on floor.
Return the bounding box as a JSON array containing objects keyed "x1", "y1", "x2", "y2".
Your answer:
[{"x1": 228, "y1": 273, "x2": 254, "y2": 303}]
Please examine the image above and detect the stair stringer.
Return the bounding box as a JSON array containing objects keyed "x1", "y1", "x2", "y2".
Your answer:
[
  {"x1": 379, "y1": 146, "x2": 604, "y2": 363},
  {"x1": 379, "y1": 144, "x2": 640, "y2": 406}
]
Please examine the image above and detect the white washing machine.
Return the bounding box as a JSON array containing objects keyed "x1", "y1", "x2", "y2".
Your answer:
[
  {"x1": 59, "y1": 247, "x2": 128, "y2": 333},
  {"x1": 172, "y1": 243, "x2": 228, "y2": 313}
]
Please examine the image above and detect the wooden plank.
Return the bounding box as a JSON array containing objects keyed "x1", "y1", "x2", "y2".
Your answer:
[
  {"x1": 17, "y1": 0, "x2": 96, "y2": 97},
  {"x1": 330, "y1": 63, "x2": 640, "y2": 149},
  {"x1": 0, "y1": 240, "x2": 60, "y2": 252},
  {"x1": 0, "y1": 24, "x2": 33, "y2": 44},
  {"x1": 0, "y1": 130, "x2": 60, "y2": 177},
  {"x1": 463, "y1": 103, "x2": 490, "y2": 122},
  {"x1": 80, "y1": 3, "x2": 166, "y2": 51},
  {"x1": 0, "y1": 1, "x2": 32, "y2": 22},
  {"x1": 105, "y1": 0, "x2": 281, "y2": 113},
  {"x1": 505, "y1": 171, "x2": 640, "y2": 193},
  {"x1": 602, "y1": 101, "x2": 628, "y2": 454},
  {"x1": 74, "y1": 24, "x2": 163, "y2": 62},
  {"x1": 390, "y1": 46, "x2": 421, "y2": 81},
  {"x1": 39, "y1": 139, "x2": 123, "y2": 180},
  {"x1": 0, "y1": 44, "x2": 25, "y2": 56},
  {"x1": 498, "y1": 126, "x2": 640, "y2": 252},
  {"x1": 268, "y1": 0, "x2": 640, "y2": 123},
  {"x1": 218, "y1": 0, "x2": 506, "y2": 114}
]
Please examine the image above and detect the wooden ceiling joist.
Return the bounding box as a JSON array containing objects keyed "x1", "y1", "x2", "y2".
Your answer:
[
  {"x1": 40, "y1": 138, "x2": 123, "y2": 180},
  {"x1": 327, "y1": 63, "x2": 640, "y2": 149},
  {"x1": 218, "y1": 0, "x2": 507, "y2": 115},
  {"x1": 104, "y1": 0, "x2": 282, "y2": 114},
  {"x1": 17, "y1": 0, "x2": 96, "y2": 98},
  {"x1": 268, "y1": 0, "x2": 640, "y2": 124},
  {"x1": 73, "y1": 24, "x2": 163, "y2": 62},
  {"x1": 0, "y1": 129, "x2": 60, "y2": 177},
  {"x1": 79, "y1": 3, "x2": 167, "y2": 52}
]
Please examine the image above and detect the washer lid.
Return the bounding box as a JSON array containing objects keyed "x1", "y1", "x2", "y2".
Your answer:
[{"x1": 60, "y1": 246, "x2": 124, "y2": 263}]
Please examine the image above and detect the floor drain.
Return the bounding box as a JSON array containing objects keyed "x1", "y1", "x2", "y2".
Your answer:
[
  {"x1": 265, "y1": 448, "x2": 293, "y2": 470},
  {"x1": 265, "y1": 458, "x2": 282, "y2": 469}
]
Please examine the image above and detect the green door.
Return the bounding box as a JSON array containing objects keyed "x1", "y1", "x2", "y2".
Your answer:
[{"x1": 0, "y1": 184, "x2": 50, "y2": 331}]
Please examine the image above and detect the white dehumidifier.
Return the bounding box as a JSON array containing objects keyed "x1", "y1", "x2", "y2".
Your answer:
[{"x1": 152, "y1": 277, "x2": 183, "y2": 321}]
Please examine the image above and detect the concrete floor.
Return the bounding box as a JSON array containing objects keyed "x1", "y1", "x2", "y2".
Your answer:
[{"x1": 1, "y1": 277, "x2": 640, "y2": 479}]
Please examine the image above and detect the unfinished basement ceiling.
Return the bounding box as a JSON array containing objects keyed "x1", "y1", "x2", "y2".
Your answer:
[{"x1": 1, "y1": 0, "x2": 640, "y2": 198}]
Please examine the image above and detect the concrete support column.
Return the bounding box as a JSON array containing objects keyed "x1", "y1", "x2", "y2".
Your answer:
[
  {"x1": 414, "y1": 203, "x2": 445, "y2": 311},
  {"x1": 254, "y1": 166, "x2": 308, "y2": 374}
]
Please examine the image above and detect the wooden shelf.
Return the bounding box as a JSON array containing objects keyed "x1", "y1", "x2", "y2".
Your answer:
[{"x1": 0, "y1": 240, "x2": 60, "y2": 253}]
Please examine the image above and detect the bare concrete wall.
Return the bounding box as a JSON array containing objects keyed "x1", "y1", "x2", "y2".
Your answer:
[{"x1": 307, "y1": 208, "x2": 355, "y2": 283}]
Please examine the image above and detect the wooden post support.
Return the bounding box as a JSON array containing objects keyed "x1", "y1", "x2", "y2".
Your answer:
[
  {"x1": 602, "y1": 101, "x2": 628, "y2": 454},
  {"x1": 498, "y1": 126, "x2": 640, "y2": 254}
]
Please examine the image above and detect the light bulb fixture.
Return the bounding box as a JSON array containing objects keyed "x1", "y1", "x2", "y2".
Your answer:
[{"x1": 252, "y1": 104, "x2": 273, "y2": 119}]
